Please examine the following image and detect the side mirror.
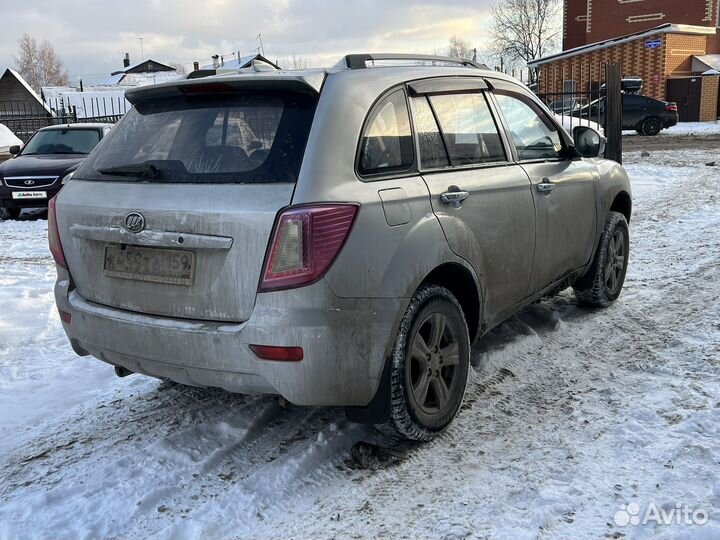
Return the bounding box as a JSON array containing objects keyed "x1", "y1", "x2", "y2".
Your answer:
[
  {"x1": 9, "y1": 145, "x2": 20, "y2": 155},
  {"x1": 573, "y1": 126, "x2": 603, "y2": 158}
]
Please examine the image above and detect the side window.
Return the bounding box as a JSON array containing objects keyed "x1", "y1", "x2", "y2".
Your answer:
[
  {"x1": 359, "y1": 89, "x2": 414, "y2": 176},
  {"x1": 494, "y1": 92, "x2": 565, "y2": 161},
  {"x1": 411, "y1": 96, "x2": 449, "y2": 169},
  {"x1": 428, "y1": 92, "x2": 506, "y2": 166}
]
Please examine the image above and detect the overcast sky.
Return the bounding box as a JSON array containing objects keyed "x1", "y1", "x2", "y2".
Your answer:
[{"x1": 0, "y1": 0, "x2": 496, "y2": 84}]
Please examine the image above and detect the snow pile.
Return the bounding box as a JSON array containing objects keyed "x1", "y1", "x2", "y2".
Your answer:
[
  {"x1": 662, "y1": 121, "x2": 720, "y2": 136},
  {"x1": 0, "y1": 149, "x2": 718, "y2": 539}
]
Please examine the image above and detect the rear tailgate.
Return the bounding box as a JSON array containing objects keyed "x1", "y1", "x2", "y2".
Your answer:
[
  {"x1": 57, "y1": 181, "x2": 292, "y2": 322},
  {"x1": 56, "y1": 78, "x2": 319, "y2": 323}
]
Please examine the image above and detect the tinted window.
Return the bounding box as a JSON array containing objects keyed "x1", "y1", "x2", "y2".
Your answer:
[
  {"x1": 77, "y1": 91, "x2": 317, "y2": 184},
  {"x1": 411, "y1": 96, "x2": 449, "y2": 169},
  {"x1": 495, "y1": 92, "x2": 564, "y2": 161},
  {"x1": 359, "y1": 89, "x2": 414, "y2": 176},
  {"x1": 22, "y1": 129, "x2": 101, "y2": 155},
  {"x1": 429, "y1": 93, "x2": 506, "y2": 166}
]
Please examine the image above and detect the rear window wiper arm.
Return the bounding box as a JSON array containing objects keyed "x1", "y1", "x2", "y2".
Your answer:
[{"x1": 97, "y1": 163, "x2": 163, "y2": 179}]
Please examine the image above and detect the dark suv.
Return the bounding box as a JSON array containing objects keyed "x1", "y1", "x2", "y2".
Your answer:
[
  {"x1": 574, "y1": 94, "x2": 678, "y2": 136},
  {"x1": 0, "y1": 123, "x2": 111, "y2": 220}
]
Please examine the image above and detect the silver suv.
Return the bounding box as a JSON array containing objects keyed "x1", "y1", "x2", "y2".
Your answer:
[{"x1": 51, "y1": 54, "x2": 631, "y2": 441}]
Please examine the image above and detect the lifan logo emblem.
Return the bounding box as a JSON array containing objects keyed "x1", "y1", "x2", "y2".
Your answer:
[{"x1": 124, "y1": 212, "x2": 145, "y2": 233}]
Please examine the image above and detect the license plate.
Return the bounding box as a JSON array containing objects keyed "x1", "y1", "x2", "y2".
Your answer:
[
  {"x1": 103, "y1": 245, "x2": 195, "y2": 286},
  {"x1": 12, "y1": 191, "x2": 47, "y2": 199}
]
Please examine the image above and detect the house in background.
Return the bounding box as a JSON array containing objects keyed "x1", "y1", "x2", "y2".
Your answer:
[
  {"x1": 189, "y1": 53, "x2": 280, "y2": 78},
  {"x1": 531, "y1": 0, "x2": 720, "y2": 121},
  {"x1": 102, "y1": 54, "x2": 180, "y2": 87},
  {"x1": 0, "y1": 68, "x2": 54, "y2": 140},
  {"x1": 41, "y1": 54, "x2": 180, "y2": 121}
]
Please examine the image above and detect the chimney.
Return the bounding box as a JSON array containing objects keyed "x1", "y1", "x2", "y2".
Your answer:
[
  {"x1": 193, "y1": 61, "x2": 199, "y2": 71},
  {"x1": 211, "y1": 54, "x2": 220, "y2": 69},
  {"x1": 123, "y1": 53, "x2": 130, "y2": 68}
]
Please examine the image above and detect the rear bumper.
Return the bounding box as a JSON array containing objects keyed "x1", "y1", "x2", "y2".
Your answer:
[{"x1": 55, "y1": 273, "x2": 404, "y2": 406}]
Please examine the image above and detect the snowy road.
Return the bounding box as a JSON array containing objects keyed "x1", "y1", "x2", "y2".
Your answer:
[{"x1": 1, "y1": 149, "x2": 719, "y2": 540}]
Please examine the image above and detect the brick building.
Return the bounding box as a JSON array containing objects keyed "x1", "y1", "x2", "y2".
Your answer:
[
  {"x1": 564, "y1": 0, "x2": 720, "y2": 49},
  {"x1": 531, "y1": 1, "x2": 720, "y2": 121}
]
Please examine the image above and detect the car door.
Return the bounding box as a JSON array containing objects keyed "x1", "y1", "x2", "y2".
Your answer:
[
  {"x1": 622, "y1": 94, "x2": 644, "y2": 130},
  {"x1": 490, "y1": 82, "x2": 598, "y2": 297},
  {"x1": 409, "y1": 79, "x2": 536, "y2": 321}
]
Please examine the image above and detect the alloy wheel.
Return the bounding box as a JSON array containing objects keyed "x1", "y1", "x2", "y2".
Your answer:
[
  {"x1": 604, "y1": 229, "x2": 626, "y2": 296},
  {"x1": 407, "y1": 312, "x2": 461, "y2": 414}
]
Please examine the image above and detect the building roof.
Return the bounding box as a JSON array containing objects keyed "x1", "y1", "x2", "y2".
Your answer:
[
  {"x1": 200, "y1": 53, "x2": 280, "y2": 71},
  {"x1": 111, "y1": 59, "x2": 176, "y2": 76},
  {"x1": 692, "y1": 54, "x2": 720, "y2": 73},
  {"x1": 529, "y1": 24, "x2": 717, "y2": 67},
  {"x1": 100, "y1": 71, "x2": 181, "y2": 87},
  {"x1": 0, "y1": 68, "x2": 54, "y2": 117}
]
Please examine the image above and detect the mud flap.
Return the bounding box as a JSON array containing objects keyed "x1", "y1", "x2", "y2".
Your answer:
[{"x1": 344, "y1": 356, "x2": 392, "y2": 425}]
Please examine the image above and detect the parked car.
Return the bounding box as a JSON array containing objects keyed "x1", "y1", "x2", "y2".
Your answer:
[
  {"x1": 51, "y1": 54, "x2": 632, "y2": 441},
  {"x1": 547, "y1": 96, "x2": 588, "y2": 115},
  {"x1": 0, "y1": 123, "x2": 22, "y2": 164},
  {"x1": 573, "y1": 94, "x2": 678, "y2": 136},
  {"x1": 554, "y1": 113, "x2": 604, "y2": 137},
  {"x1": 0, "y1": 123, "x2": 112, "y2": 220}
]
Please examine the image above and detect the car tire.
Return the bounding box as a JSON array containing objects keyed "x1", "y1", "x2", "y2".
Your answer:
[
  {"x1": 378, "y1": 285, "x2": 470, "y2": 442},
  {"x1": 640, "y1": 117, "x2": 662, "y2": 136},
  {"x1": 574, "y1": 211, "x2": 629, "y2": 308},
  {"x1": 0, "y1": 208, "x2": 21, "y2": 220}
]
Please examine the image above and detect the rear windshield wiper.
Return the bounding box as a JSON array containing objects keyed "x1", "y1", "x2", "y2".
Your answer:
[{"x1": 97, "y1": 163, "x2": 163, "y2": 179}]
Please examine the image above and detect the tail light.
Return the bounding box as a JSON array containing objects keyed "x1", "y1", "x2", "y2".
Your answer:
[
  {"x1": 665, "y1": 103, "x2": 678, "y2": 112},
  {"x1": 259, "y1": 203, "x2": 358, "y2": 292},
  {"x1": 48, "y1": 196, "x2": 67, "y2": 269}
]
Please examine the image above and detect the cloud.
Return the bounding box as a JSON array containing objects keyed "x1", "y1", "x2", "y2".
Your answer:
[{"x1": 0, "y1": 0, "x2": 495, "y2": 84}]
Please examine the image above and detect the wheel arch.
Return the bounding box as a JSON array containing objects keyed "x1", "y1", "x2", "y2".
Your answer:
[
  {"x1": 419, "y1": 262, "x2": 483, "y2": 343},
  {"x1": 610, "y1": 190, "x2": 632, "y2": 223}
]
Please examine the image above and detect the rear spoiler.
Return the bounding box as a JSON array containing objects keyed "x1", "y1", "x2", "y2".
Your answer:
[{"x1": 125, "y1": 72, "x2": 326, "y2": 105}]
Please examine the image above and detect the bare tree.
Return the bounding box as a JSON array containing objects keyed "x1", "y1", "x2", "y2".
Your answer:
[
  {"x1": 447, "y1": 35, "x2": 476, "y2": 60},
  {"x1": 168, "y1": 62, "x2": 188, "y2": 75},
  {"x1": 490, "y1": 0, "x2": 561, "y2": 79},
  {"x1": 277, "y1": 55, "x2": 309, "y2": 70},
  {"x1": 14, "y1": 34, "x2": 69, "y2": 92}
]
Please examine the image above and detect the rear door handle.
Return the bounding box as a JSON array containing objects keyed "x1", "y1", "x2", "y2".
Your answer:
[
  {"x1": 537, "y1": 178, "x2": 556, "y2": 193},
  {"x1": 440, "y1": 186, "x2": 470, "y2": 207}
]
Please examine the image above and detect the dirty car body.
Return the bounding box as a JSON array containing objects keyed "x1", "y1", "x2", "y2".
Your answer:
[{"x1": 52, "y1": 54, "x2": 632, "y2": 439}]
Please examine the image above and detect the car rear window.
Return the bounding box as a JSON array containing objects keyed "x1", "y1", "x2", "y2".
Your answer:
[
  {"x1": 76, "y1": 90, "x2": 317, "y2": 184},
  {"x1": 22, "y1": 129, "x2": 101, "y2": 155}
]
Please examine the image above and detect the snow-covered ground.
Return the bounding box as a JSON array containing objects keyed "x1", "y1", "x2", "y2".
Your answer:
[
  {"x1": 1, "y1": 149, "x2": 719, "y2": 540},
  {"x1": 625, "y1": 120, "x2": 720, "y2": 137}
]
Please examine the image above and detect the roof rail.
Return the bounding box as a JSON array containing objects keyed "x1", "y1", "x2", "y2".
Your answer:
[{"x1": 343, "y1": 54, "x2": 487, "y2": 70}]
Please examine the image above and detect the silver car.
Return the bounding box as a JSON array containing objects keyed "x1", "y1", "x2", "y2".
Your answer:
[{"x1": 51, "y1": 54, "x2": 631, "y2": 441}]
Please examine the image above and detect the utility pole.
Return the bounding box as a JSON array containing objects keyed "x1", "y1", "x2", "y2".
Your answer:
[{"x1": 137, "y1": 37, "x2": 144, "y2": 60}]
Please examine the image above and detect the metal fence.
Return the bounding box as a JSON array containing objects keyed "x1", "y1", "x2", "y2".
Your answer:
[
  {"x1": 0, "y1": 101, "x2": 125, "y2": 142},
  {"x1": 44, "y1": 95, "x2": 130, "y2": 119},
  {"x1": 533, "y1": 62, "x2": 623, "y2": 163}
]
